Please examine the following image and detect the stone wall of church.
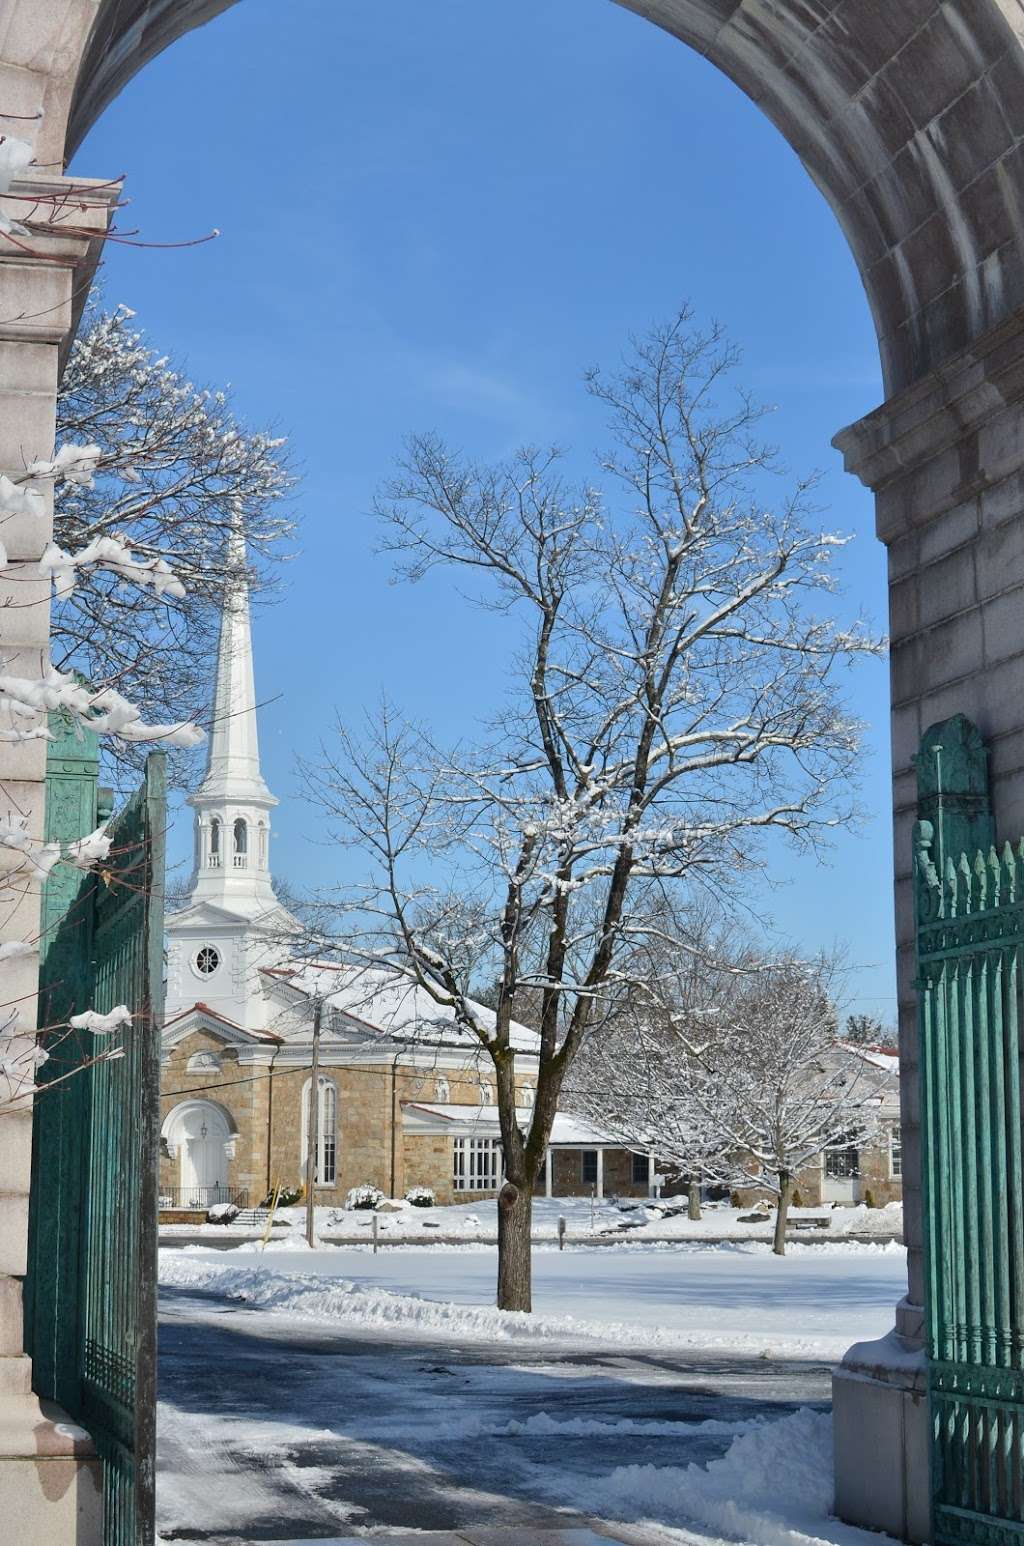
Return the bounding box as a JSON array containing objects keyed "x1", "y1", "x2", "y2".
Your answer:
[{"x1": 160, "y1": 1030, "x2": 271, "y2": 1206}]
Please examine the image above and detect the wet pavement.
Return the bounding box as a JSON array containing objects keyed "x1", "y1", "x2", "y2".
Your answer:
[{"x1": 157, "y1": 1285, "x2": 830, "y2": 1544}]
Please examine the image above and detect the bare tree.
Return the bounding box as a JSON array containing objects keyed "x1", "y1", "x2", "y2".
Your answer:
[
  {"x1": 302, "y1": 309, "x2": 884, "y2": 1310},
  {"x1": 567, "y1": 904, "x2": 745, "y2": 1222},
  {"x1": 51, "y1": 303, "x2": 296, "y2": 786},
  {"x1": 689, "y1": 957, "x2": 883, "y2": 1254}
]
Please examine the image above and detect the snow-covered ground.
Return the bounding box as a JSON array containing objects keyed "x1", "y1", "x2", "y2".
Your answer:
[
  {"x1": 160, "y1": 1237, "x2": 905, "y2": 1362},
  {"x1": 159, "y1": 1239, "x2": 905, "y2": 1546},
  {"x1": 160, "y1": 1194, "x2": 904, "y2": 1245}
]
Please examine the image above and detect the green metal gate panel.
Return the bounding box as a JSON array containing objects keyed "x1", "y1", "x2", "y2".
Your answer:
[
  {"x1": 27, "y1": 729, "x2": 166, "y2": 1546},
  {"x1": 914, "y1": 714, "x2": 1024, "y2": 1545}
]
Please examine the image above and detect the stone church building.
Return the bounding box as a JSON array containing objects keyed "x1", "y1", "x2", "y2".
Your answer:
[{"x1": 159, "y1": 551, "x2": 650, "y2": 1212}]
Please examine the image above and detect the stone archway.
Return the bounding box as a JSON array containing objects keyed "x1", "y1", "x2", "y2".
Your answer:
[{"x1": 8, "y1": 3, "x2": 1024, "y2": 1539}]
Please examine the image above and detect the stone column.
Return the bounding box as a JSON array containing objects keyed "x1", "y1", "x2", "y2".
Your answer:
[
  {"x1": 0, "y1": 168, "x2": 112, "y2": 1543},
  {"x1": 831, "y1": 306, "x2": 1024, "y2": 1543}
]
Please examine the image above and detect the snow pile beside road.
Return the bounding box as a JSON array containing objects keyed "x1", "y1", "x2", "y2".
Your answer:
[
  {"x1": 589, "y1": 1406, "x2": 849, "y2": 1545},
  {"x1": 158, "y1": 1252, "x2": 856, "y2": 1358}
]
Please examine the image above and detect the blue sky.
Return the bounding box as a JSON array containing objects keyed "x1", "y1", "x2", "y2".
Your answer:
[{"x1": 72, "y1": 0, "x2": 894, "y2": 1021}]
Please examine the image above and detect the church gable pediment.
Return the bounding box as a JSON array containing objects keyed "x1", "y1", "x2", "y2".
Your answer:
[
  {"x1": 167, "y1": 899, "x2": 256, "y2": 930},
  {"x1": 162, "y1": 1003, "x2": 280, "y2": 1051}
]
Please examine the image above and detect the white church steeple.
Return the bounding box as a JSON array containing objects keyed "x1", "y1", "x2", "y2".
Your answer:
[{"x1": 187, "y1": 529, "x2": 278, "y2": 915}]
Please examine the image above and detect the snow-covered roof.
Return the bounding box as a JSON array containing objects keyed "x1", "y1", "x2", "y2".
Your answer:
[
  {"x1": 263, "y1": 962, "x2": 541, "y2": 1053},
  {"x1": 403, "y1": 1102, "x2": 627, "y2": 1148},
  {"x1": 841, "y1": 1043, "x2": 900, "y2": 1077}
]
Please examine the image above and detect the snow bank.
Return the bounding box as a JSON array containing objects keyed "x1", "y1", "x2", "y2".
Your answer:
[
  {"x1": 588, "y1": 1407, "x2": 848, "y2": 1545},
  {"x1": 158, "y1": 1253, "x2": 860, "y2": 1359}
]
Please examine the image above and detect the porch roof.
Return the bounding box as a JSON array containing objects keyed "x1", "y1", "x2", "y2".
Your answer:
[{"x1": 402, "y1": 1101, "x2": 636, "y2": 1149}]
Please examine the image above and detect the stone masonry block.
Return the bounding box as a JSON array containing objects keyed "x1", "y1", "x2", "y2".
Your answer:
[
  {"x1": 890, "y1": 701, "x2": 923, "y2": 773},
  {"x1": 0, "y1": 1277, "x2": 23, "y2": 1356},
  {"x1": 0, "y1": 1195, "x2": 28, "y2": 1275},
  {"x1": 0, "y1": 1113, "x2": 31, "y2": 1189},
  {"x1": 918, "y1": 546, "x2": 978, "y2": 628},
  {"x1": 982, "y1": 586, "x2": 1024, "y2": 665},
  {"x1": 888, "y1": 574, "x2": 919, "y2": 636},
  {"x1": 0, "y1": 385, "x2": 56, "y2": 470},
  {"x1": 895, "y1": 607, "x2": 985, "y2": 700},
  {"x1": 916, "y1": 497, "x2": 979, "y2": 567},
  {"x1": 976, "y1": 515, "x2": 1024, "y2": 602}
]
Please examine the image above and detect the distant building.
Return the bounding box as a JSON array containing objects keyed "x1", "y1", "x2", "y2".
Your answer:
[
  {"x1": 732, "y1": 1042, "x2": 902, "y2": 1210},
  {"x1": 159, "y1": 548, "x2": 653, "y2": 1213}
]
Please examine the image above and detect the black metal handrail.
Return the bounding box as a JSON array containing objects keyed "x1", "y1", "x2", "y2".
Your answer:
[{"x1": 158, "y1": 1186, "x2": 248, "y2": 1211}]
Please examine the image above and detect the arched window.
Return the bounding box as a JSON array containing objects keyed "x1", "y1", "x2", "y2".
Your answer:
[
  {"x1": 300, "y1": 1075, "x2": 338, "y2": 1187},
  {"x1": 233, "y1": 817, "x2": 247, "y2": 868},
  {"x1": 209, "y1": 818, "x2": 221, "y2": 867}
]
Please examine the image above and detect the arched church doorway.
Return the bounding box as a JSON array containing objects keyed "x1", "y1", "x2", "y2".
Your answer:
[{"x1": 162, "y1": 1099, "x2": 236, "y2": 1206}]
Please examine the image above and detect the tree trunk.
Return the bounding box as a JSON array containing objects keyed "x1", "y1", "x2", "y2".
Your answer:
[
  {"x1": 687, "y1": 1177, "x2": 701, "y2": 1221},
  {"x1": 497, "y1": 1181, "x2": 533, "y2": 1311},
  {"x1": 773, "y1": 1172, "x2": 792, "y2": 1256}
]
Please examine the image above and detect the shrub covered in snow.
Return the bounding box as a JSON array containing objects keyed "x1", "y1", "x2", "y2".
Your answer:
[
  {"x1": 259, "y1": 1186, "x2": 302, "y2": 1208},
  {"x1": 206, "y1": 1202, "x2": 239, "y2": 1225},
  {"x1": 346, "y1": 1184, "x2": 384, "y2": 1211},
  {"x1": 405, "y1": 1186, "x2": 436, "y2": 1208}
]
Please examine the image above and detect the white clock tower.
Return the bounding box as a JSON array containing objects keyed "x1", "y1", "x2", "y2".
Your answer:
[{"x1": 164, "y1": 531, "x2": 292, "y2": 1031}]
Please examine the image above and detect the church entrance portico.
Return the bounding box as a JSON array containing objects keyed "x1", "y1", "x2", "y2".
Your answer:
[{"x1": 162, "y1": 1099, "x2": 238, "y2": 1210}]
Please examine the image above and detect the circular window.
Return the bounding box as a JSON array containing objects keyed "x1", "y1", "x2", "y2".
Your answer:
[{"x1": 194, "y1": 946, "x2": 220, "y2": 977}]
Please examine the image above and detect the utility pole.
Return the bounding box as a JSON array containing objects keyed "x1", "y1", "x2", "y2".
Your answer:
[{"x1": 304, "y1": 996, "x2": 322, "y2": 1248}]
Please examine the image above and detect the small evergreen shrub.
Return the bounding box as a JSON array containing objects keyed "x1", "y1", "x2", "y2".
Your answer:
[
  {"x1": 405, "y1": 1186, "x2": 436, "y2": 1208},
  {"x1": 258, "y1": 1186, "x2": 302, "y2": 1208},
  {"x1": 346, "y1": 1183, "x2": 384, "y2": 1211}
]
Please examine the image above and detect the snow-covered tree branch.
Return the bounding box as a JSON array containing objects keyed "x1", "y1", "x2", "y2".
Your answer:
[
  {"x1": 301, "y1": 307, "x2": 886, "y2": 1309},
  {"x1": 48, "y1": 303, "x2": 295, "y2": 785}
]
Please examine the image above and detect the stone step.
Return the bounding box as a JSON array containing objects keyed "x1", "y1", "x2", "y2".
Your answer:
[
  {"x1": 0, "y1": 1396, "x2": 101, "y2": 1546},
  {"x1": 0, "y1": 1356, "x2": 32, "y2": 1395}
]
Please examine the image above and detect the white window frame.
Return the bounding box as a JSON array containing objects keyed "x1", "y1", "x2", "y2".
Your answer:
[
  {"x1": 300, "y1": 1074, "x2": 338, "y2": 1187},
  {"x1": 435, "y1": 1076, "x2": 450, "y2": 1101},
  {"x1": 453, "y1": 1136, "x2": 502, "y2": 1193},
  {"x1": 889, "y1": 1121, "x2": 902, "y2": 1179}
]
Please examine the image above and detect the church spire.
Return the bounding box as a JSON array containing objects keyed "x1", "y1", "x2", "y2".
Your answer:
[{"x1": 186, "y1": 526, "x2": 278, "y2": 911}]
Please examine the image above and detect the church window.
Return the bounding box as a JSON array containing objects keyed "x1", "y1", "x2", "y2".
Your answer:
[
  {"x1": 195, "y1": 945, "x2": 221, "y2": 977},
  {"x1": 209, "y1": 818, "x2": 221, "y2": 868},
  {"x1": 453, "y1": 1137, "x2": 502, "y2": 1193},
  {"x1": 233, "y1": 818, "x2": 248, "y2": 868},
  {"x1": 301, "y1": 1075, "x2": 338, "y2": 1187}
]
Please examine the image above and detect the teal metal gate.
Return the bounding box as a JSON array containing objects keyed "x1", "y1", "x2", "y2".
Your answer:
[
  {"x1": 915, "y1": 714, "x2": 1024, "y2": 1544},
  {"x1": 26, "y1": 715, "x2": 166, "y2": 1546}
]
